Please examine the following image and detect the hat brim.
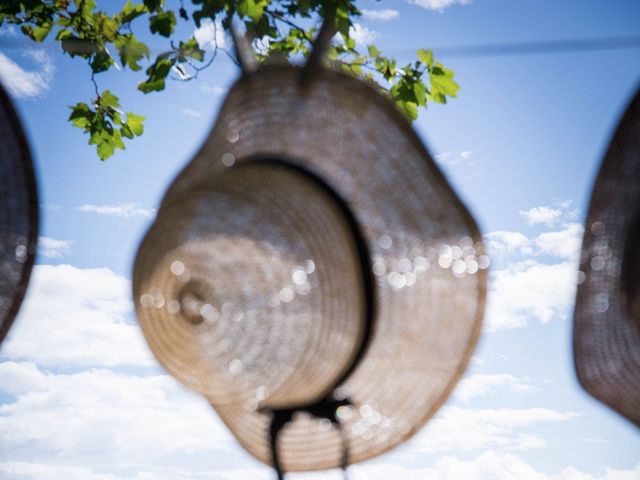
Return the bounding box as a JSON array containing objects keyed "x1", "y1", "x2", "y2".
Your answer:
[
  {"x1": 0, "y1": 81, "x2": 38, "y2": 344},
  {"x1": 158, "y1": 65, "x2": 487, "y2": 470},
  {"x1": 574, "y1": 87, "x2": 640, "y2": 427}
]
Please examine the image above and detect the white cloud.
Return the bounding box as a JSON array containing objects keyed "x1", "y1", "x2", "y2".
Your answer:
[
  {"x1": 406, "y1": 0, "x2": 472, "y2": 13},
  {"x1": 40, "y1": 203, "x2": 62, "y2": 212},
  {"x1": 38, "y1": 236, "x2": 73, "y2": 259},
  {"x1": 0, "y1": 25, "x2": 18, "y2": 36},
  {"x1": 194, "y1": 19, "x2": 226, "y2": 51},
  {"x1": 5, "y1": 450, "x2": 633, "y2": 480},
  {"x1": 361, "y1": 9, "x2": 400, "y2": 21},
  {"x1": 485, "y1": 260, "x2": 578, "y2": 331},
  {"x1": 411, "y1": 406, "x2": 575, "y2": 454},
  {"x1": 200, "y1": 84, "x2": 227, "y2": 95},
  {"x1": 485, "y1": 223, "x2": 583, "y2": 261},
  {"x1": 553, "y1": 198, "x2": 574, "y2": 210},
  {"x1": 581, "y1": 437, "x2": 609, "y2": 444},
  {"x1": 0, "y1": 463, "x2": 124, "y2": 480},
  {"x1": 348, "y1": 451, "x2": 640, "y2": 480},
  {"x1": 484, "y1": 230, "x2": 533, "y2": 256},
  {"x1": 435, "y1": 150, "x2": 473, "y2": 167},
  {"x1": 75, "y1": 202, "x2": 156, "y2": 219},
  {"x1": 454, "y1": 374, "x2": 538, "y2": 402},
  {"x1": 482, "y1": 202, "x2": 583, "y2": 331},
  {"x1": 0, "y1": 264, "x2": 247, "y2": 478},
  {"x1": 182, "y1": 107, "x2": 204, "y2": 119},
  {"x1": 534, "y1": 223, "x2": 583, "y2": 261},
  {"x1": 1, "y1": 265, "x2": 155, "y2": 367},
  {"x1": 520, "y1": 206, "x2": 563, "y2": 227},
  {"x1": 349, "y1": 23, "x2": 380, "y2": 46},
  {"x1": 0, "y1": 49, "x2": 55, "y2": 98},
  {"x1": 0, "y1": 362, "x2": 234, "y2": 472},
  {"x1": 0, "y1": 462, "x2": 269, "y2": 480},
  {"x1": 435, "y1": 150, "x2": 485, "y2": 184}
]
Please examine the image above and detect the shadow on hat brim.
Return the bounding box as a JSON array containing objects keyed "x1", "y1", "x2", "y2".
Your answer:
[
  {"x1": 0, "y1": 81, "x2": 39, "y2": 345},
  {"x1": 574, "y1": 86, "x2": 640, "y2": 427}
]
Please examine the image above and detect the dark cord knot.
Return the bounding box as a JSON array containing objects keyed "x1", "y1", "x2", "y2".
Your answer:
[{"x1": 265, "y1": 396, "x2": 353, "y2": 480}]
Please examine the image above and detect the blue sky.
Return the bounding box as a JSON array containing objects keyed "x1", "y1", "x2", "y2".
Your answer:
[{"x1": 0, "y1": 0, "x2": 639, "y2": 478}]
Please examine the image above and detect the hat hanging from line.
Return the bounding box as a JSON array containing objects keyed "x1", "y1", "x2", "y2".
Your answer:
[
  {"x1": 133, "y1": 21, "x2": 488, "y2": 477},
  {"x1": 0, "y1": 80, "x2": 39, "y2": 345},
  {"x1": 574, "y1": 86, "x2": 640, "y2": 427}
]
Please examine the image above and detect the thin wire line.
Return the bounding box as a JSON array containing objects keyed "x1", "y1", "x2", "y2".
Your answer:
[
  {"x1": 0, "y1": 35, "x2": 639, "y2": 58},
  {"x1": 416, "y1": 35, "x2": 640, "y2": 58}
]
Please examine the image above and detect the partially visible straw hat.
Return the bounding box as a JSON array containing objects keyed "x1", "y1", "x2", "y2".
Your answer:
[
  {"x1": 0, "y1": 81, "x2": 38, "y2": 344},
  {"x1": 133, "y1": 25, "x2": 488, "y2": 476},
  {"x1": 574, "y1": 86, "x2": 640, "y2": 426}
]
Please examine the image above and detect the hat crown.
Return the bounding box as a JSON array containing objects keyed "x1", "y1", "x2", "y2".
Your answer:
[
  {"x1": 134, "y1": 162, "x2": 367, "y2": 408},
  {"x1": 0, "y1": 81, "x2": 38, "y2": 344},
  {"x1": 622, "y1": 211, "x2": 640, "y2": 323},
  {"x1": 574, "y1": 87, "x2": 640, "y2": 427}
]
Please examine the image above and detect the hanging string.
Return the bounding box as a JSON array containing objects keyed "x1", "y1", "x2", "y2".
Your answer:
[
  {"x1": 418, "y1": 35, "x2": 640, "y2": 59},
  {"x1": 0, "y1": 35, "x2": 639, "y2": 58}
]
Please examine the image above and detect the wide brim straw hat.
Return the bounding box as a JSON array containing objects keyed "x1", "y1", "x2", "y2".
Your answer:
[
  {"x1": 574, "y1": 86, "x2": 640, "y2": 426},
  {"x1": 133, "y1": 26, "x2": 488, "y2": 473},
  {"x1": 0, "y1": 81, "x2": 38, "y2": 344}
]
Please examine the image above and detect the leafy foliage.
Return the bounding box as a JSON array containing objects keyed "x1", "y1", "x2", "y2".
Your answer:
[
  {"x1": 0, "y1": 0, "x2": 460, "y2": 160},
  {"x1": 69, "y1": 90, "x2": 145, "y2": 160}
]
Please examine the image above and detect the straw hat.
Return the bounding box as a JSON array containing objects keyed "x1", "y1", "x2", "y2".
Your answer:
[
  {"x1": 574, "y1": 87, "x2": 640, "y2": 426},
  {"x1": 0, "y1": 81, "x2": 38, "y2": 344},
  {"x1": 133, "y1": 29, "x2": 487, "y2": 474}
]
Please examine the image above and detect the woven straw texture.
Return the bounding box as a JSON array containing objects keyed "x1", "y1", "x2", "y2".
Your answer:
[
  {"x1": 134, "y1": 65, "x2": 487, "y2": 471},
  {"x1": 574, "y1": 87, "x2": 640, "y2": 427},
  {"x1": 0, "y1": 82, "x2": 38, "y2": 344},
  {"x1": 134, "y1": 164, "x2": 366, "y2": 406}
]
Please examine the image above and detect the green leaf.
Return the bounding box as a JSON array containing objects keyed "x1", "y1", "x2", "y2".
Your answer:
[
  {"x1": 114, "y1": 34, "x2": 150, "y2": 71},
  {"x1": 95, "y1": 13, "x2": 119, "y2": 41},
  {"x1": 138, "y1": 56, "x2": 175, "y2": 93},
  {"x1": 69, "y1": 95, "x2": 138, "y2": 160},
  {"x1": 56, "y1": 29, "x2": 73, "y2": 41},
  {"x1": 237, "y1": 0, "x2": 268, "y2": 22},
  {"x1": 20, "y1": 24, "x2": 52, "y2": 42},
  {"x1": 428, "y1": 91, "x2": 447, "y2": 104},
  {"x1": 149, "y1": 10, "x2": 175, "y2": 37},
  {"x1": 125, "y1": 112, "x2": 145, "y2": 136},
  {"x1": 333, "y1": 4, "x2": 352, "y2": 37},
  {"x1": 397, "y1": 100, "x2": 418, "y2": 120},
  {"x1": 119, "y1": 0, "x2": 148, "y2": 23},
  {"x1": 344, "y1": 35, "x2": 356, "y2": 51},
  {"x1": 90, "y1": 50, "x2": 113, "y2": 73},
  {"x1": 33, "y1": 24, "x2": 52, "y2": 42},
  {"x1": 413, "y1": 81, "x2": 427, "y2": 106},
  {"x1": 121, "y1": 124, "x2": 134, "y2": 139},
  {"x1": 100, "y1": 90, "x2": 121, "y2": 109},
  {"x1": 75, "y1": 0, "x2": 97, "y2": 22},
  {"x1": 417, "y1": 48, "x2": 433, "y2": 67},
  {"x1": 177, "y1": 37, "x2": 204, "y2": 62},
  {"x1": 143, "y1": 0, "x2": 162, "y2": 13},
  {"x1": 96, "y1": 138, "x2": 118, "y2": 160},
  {"x1": 89, "y1": 126, "x2": 126, "y2": 160},
  {"x1": 68, "y1": 102, "x2": 93, "y2": 129},
  {"x1": 430, "y1": 64, "x2": 459, "y2": 97},
  {"x1": 10, "y1": 0, "x2": 461, "y2": 159}
]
